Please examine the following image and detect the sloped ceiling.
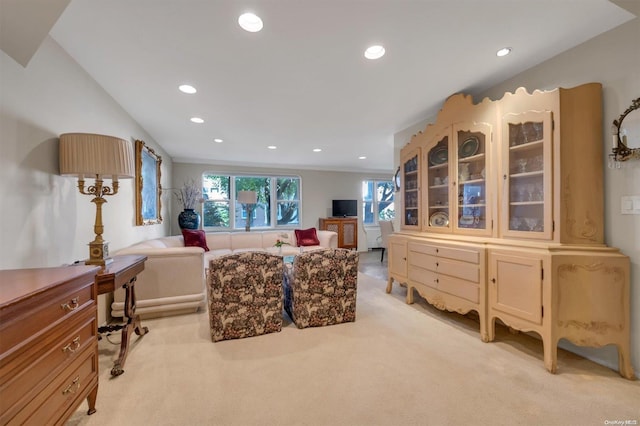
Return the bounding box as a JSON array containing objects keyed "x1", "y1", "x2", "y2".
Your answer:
[{"x1": 2, "y1": 1, "x2": 636, "y2": 172}]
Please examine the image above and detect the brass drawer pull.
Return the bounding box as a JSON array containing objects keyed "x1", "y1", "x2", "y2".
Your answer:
[
  {"x1": 61, "y1": 297, "x2": 79, "y2": 312},
  {"x1": 62, "y1": 376, "x2": 80, "y2": 395},
  {"x1": 62, "y1": 336, "x2": 81, "y2": 354}
]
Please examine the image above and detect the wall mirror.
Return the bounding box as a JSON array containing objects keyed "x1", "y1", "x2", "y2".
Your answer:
[
  {"x1": 135, "y1": 139, "x2": 163, "y2": 225},
  {"x1": 611, "y1": 97, "x2": 640, "y2": 163}
]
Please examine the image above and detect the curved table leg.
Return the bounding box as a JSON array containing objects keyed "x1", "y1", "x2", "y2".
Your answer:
[{"x1": 111, "y1": 276, "x2": 148, "y2": 377}]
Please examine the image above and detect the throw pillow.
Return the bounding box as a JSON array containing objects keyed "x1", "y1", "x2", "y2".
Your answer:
[
  {"x1": 182, "y1": 229, "x2": 210, "y2": 251},
  {"x1": 295, "y1": 228, "x2": 320, "y2": 246}
]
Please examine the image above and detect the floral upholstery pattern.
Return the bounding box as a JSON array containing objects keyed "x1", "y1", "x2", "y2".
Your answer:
[
  {"x1": 283, "y1": 248, "x2": 358, "y2": 328},
  {"x1": 207, "y1": 252, "x2": 283, "y2": 342}
]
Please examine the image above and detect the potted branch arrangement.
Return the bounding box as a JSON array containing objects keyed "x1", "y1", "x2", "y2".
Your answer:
[{"x1": 175, "y1": 179, "x2": 201, "y2": 229}]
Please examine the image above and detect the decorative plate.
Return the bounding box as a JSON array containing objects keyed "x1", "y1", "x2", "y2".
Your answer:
[
  {"x1": 429, "y1": 146, "x2": 448, "y2": 165},
  {"x1": 459, "y1": 136, "x2": 479, "y2": 158},
  {"x1": 459, "y1": 215, "x2": 475, "y2": 226},
  {"x1": 429, "y1": 211, "x2": 449, "y2": 227}
]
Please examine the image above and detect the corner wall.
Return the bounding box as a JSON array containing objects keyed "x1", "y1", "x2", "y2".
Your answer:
[{"x1": 0, "y1": 37, "x2": 172, "y2": 323}]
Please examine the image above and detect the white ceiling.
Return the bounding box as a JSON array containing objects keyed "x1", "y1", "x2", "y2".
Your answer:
[{"x1": 43, "y1": 0, "x2": 634, "y2": 173}]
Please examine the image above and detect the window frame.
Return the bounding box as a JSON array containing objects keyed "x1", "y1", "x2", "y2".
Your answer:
[
  {"x1": 201, "y1": 172, "x2": 302, "y2": 230},
  {"x1": 362, "y1": 179, "x2": 395, "y2": 226}
]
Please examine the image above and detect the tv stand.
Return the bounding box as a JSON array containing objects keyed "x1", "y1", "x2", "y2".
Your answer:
[{"x1": 319, "y1": 217, "x2": 357, "y2": 250}]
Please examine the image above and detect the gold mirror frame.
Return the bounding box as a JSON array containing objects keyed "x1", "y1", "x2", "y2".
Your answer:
[
  {"x1": 135, "y1": 139, "x2": 163, "y2": 225},
  {"x1": 611, "y1": 97, "x2": 640, "y2": 163}
]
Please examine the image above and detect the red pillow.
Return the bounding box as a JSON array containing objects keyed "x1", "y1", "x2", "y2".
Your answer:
[
  {"x1": 182, "y1": 229, "x2": 209, "y2": 251},
  {"x1": 295, "y1": 228, "x2": 320, "y2": 246}
]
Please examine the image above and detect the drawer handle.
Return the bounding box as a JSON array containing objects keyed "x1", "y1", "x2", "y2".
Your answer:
[
  {"x1": 61, "y1": 297, "x2": 79, "y2": 312},
  {"x1": 436, "y1": 262, "x2": 439, "y2": 267},
  {"x1": 62, "y1": 336, "x2": 81, "y2": 354},
  {"x1": 491, "y1": 278, "x2": 496, "y2": 283},
  {"x1": 62, "y1": 376, "x2": 80, "y2": 395}
]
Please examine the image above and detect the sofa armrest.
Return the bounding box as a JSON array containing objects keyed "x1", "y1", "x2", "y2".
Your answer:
[
  {"x1": 116, "y1": 246, "x2": 204, "y2": 257},
  {"x1": 317, "y1": 230, "x2": 338, "y2": 248}
]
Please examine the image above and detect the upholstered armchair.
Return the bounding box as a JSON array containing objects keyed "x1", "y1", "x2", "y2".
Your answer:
[
  {"x1": 283, "y1": 248, "x2": 358, "y2": 328},
  {"x1": 207, "y1": 252, "x2": 284, "y2": 342}
]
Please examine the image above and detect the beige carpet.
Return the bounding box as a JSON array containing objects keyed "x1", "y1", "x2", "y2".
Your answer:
[{"x1": 68, "y1": 273, "x2": 639, "y2": 426}]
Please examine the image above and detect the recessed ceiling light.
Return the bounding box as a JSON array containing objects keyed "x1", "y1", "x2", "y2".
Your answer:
[
  {"x1": 213, "y1": 138, "x2": 223, "y2": 143},
  {"x1": 496, "y1": 47, "x2": 512, "y2": 57},
  {"x1": 238, "y1": 12, "x2": 263, "y2": 32},
  {"x1": 190, "y1": 117, "x2": 204, "y2": 124},
  {"x1": 358, "y1": 156, "x2": 367, "y2": 160},
  {"x1": 267, "y1": 145, "x2": 277, "y2": 150},
  {"x1": 179, "y1": 84, "x2": 197, "y2": 94},
  {"x1": 313, "y1": 148, "x2": 322, "y2": 152},
  {"x1": 364, "y1": 45, "x2": 385, "y2": 60}
]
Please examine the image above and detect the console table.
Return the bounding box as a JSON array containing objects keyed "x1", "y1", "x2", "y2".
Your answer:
[{"x1": 96, "y1": 255, "x2": 149, "y2": 376}]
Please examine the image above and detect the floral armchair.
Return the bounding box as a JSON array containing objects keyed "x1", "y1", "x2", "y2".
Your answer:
[
  {"x1": 283, "y1": 248, "x2": 358, "y2": 328},
  {"x1": 207, "y1": 252, "x2": 284, "y2": 342}
]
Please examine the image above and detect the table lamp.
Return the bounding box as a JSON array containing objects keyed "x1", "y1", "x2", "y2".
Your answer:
[
  {"x1": 59, "y1": 133, "x2": 135, "y2": 266},
  {"x1": 237, "y1": 190, "x2": 257, "y2": 232}
]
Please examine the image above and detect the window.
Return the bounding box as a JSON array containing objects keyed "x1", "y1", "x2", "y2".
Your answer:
[
  {"x1": 363, "y1": 180, "x2": 395, "y2": 225},
  {"x1": 202, "y1": 173, "x2": 300, "y2": 230}
]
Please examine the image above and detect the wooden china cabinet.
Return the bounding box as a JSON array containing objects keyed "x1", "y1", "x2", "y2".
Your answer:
[{"x1": 388, "y1": 83, "x2": 633, "y2": 378}]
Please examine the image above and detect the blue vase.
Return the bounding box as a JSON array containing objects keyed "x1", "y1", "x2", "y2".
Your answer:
[{"x1": 178, "y1": 209, "x2": 200, "y2": 230}]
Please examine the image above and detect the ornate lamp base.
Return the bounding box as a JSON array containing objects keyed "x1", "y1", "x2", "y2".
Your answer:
[{"x1": 86, "y1": 241, "x2": 113, "y2": 267}]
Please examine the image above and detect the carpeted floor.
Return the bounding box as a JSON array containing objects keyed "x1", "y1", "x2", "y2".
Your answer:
[{"x1": 68, "y1": 270, "x2": 639, "y2": 426}]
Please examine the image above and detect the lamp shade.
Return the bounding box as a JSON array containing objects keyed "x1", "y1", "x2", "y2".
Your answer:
[
  {"x1": 59, "y1": 133, "x2": 135, "y2": 179},
  {"x1": 237, "y1": 190, "x2": 257, "y2": 204}
]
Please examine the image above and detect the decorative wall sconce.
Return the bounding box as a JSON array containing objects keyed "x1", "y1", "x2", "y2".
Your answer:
[
  {"x1": 237, "y1": 190, "x2": 257, "y2": 232},
  {"x1": 59, "y1": 133, "x2": 135, "y2": 266},
  {"x1": 609, "y1": 97, "x2": 640, "y2": 168}
]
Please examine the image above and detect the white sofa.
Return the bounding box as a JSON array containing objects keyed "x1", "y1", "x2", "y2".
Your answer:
[{"x1": 112, "y1": 230, "x2": 337, "y2": 319}]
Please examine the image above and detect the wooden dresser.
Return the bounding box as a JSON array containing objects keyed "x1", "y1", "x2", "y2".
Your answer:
[{"x1": 0, "y1": 265, "x2": 100, "y2": 425}]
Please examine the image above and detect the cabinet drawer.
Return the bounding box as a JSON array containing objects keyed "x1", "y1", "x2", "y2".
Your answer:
[
  {"x1": 0, "y1": 308, "x2": 96, "y2": 420},
  {"x1": 409, "y1": 252, "x2": 478, "y2": 283},
  {"x1": 438, "y1": 275, "x2": 479, "y2": 304},
  {"x1": 437, "y1": 258, "x2": 479, "y2": 283},
  {"x1": 408, "y1": 242, "x2": 437, "y2": 256},
  {"x1": 435, "y1": 246, "x2": 479, "y2": 264},
  {"x1": 7, "y1": 345, "x2": 97, "y2": 426},
  {"x1": 408, "y1": 242, "x2": 479, "y2": 264},
  {"x1": 408, "y1": 252, "x2": 438, "y2": 271},
  {"x1": 0, "y1": 281, "x2": 95, "y2": 355},
  {"x1": 408, "y1": 265, "x2": 438, "y2": 289}
]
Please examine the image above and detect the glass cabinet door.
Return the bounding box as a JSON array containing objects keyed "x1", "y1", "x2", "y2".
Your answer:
[
  {"x1": 501, "y1": 111, "x2": 553, "y2": 240},
  {"x1": 401, "y1": 149, "x2": 420, "y2": 229},
  {"x1": 454, "y1": 123, "x2": 491, "y2": 235},
  {"x1": 425, "y1": 132, "x2": 451, "y2": 232}
]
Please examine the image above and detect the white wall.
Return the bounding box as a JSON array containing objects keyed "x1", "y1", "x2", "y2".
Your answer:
[
  {"x1": 0, "y1": 37, "x2": 172, "y2": 323},
  {"x1": 172, "y1": 162, "x2": 392, "y2": 252},
  {"x1": 394, "y1": 18, "x2": 640, "y2": 376}
]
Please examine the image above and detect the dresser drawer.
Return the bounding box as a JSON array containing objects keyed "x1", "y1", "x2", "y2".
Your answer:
[
  {"x1": 408, "y1": 265, "x2": 438, "y2": 289},
  {"x1": 436, "y1": 258, "x2": 479, "y2": 283},
  {"x1": 6, "y1": 345, "x2": 98, "y2": 426},
  {"x1": 0, "y1": 279, "x2": 95, "y2": 355},
  {"x1": 0, "y1": 308, "x2": 97, "y2": 422},
  {"x1": 409, "y1": 252, "x2": 479, "y2": 283},
  {"x1": 408, "y1": 242, "x2": 480, "y2": 264},
  {"x1": 408, "y1": 252, "x2": 438, "y2": 271},
  {"x1": 408, "y1": 242, "x2": 437, "y2": 256},
  {"x1": 435, "y1": 246, "x2": 479, "y2": 264},
  {"x1": 438, "y1": 275, "x2": 479, "y2": 304}
]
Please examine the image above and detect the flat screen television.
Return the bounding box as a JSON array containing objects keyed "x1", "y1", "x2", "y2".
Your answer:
[{"x1": 332, "y1": 199, "x2": 358, "y2": 217}]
